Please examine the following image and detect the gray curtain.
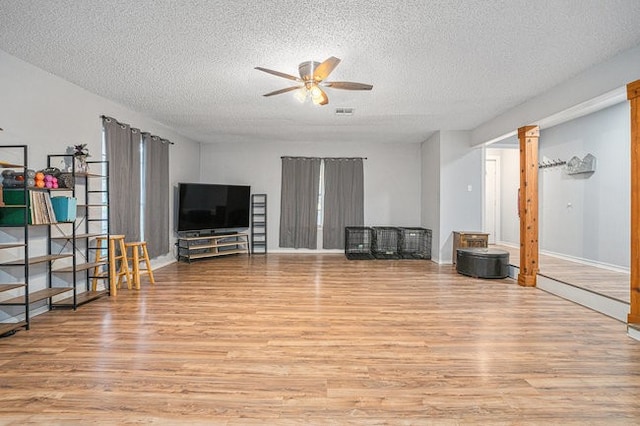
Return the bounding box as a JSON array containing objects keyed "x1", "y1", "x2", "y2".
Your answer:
[
  {"x1": 323, "y1": 158, "x2": 364, "y2": 249},
  {"x1": 279, "y1": 157, "x2": 321, "y2": 249},
  {"x1": 143, "y1": 133, "x2": 170, "y2": 258},
  {"x1": 103, "y1": 116, "x2": 141, "y2": 242}
]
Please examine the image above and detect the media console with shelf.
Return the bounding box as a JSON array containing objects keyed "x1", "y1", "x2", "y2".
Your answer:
[{"x1": 177, "y1": 232, "x2": 249, "y2": 262}]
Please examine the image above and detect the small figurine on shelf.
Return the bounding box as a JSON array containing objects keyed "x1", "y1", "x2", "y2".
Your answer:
[{"x1": 68, "y1": 144, "x2": 90, "y2": 173}]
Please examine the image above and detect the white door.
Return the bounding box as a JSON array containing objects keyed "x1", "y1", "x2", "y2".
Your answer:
[{"x1": 485, "y1": 157, "x2": 500, "y2": 244}]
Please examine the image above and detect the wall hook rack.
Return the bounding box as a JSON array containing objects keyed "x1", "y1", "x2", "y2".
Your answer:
[{"x1": 538, "y1": 159, "x2": 566, "y2": 169}]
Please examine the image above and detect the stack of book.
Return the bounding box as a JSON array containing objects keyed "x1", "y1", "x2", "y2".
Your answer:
[{"x1": 29, "y1": 191, "x2": 57, "y2": 224}]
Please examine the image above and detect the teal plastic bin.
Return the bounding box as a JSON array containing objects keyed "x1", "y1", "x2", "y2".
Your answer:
[{"x1": 51, "y1": 196, "x2": 77, "y2": 222}]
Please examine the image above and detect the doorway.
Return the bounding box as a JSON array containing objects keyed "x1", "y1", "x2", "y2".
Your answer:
[{"x1": 484, "y1": 155, "x2": 500, "y2": 244}]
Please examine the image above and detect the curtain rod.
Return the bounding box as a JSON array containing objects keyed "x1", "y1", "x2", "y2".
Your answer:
[
  {"x1": 281, "y1": 156, "x2": 367, "y2": 160},
  {"x1": 141, "y1": 132, "x2": 174, "y2": 145},
  {"x1": 101, "y1": 115, "x2": 174, "y2": 145}
]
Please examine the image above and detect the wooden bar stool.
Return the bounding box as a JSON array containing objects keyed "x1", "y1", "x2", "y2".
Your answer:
[
  {"x1": 92, "y1": 235, "x2": 131, "y2": 296},
  {"x1": 124, "y1": 241, "x2": 155, "y2": 290}
]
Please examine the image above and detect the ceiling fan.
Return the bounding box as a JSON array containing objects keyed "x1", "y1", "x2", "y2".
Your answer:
[{"x1": 255, "y1": 56, "x2": 373, "y2": 106}]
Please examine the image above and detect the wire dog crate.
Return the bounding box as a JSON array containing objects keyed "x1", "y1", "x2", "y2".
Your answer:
[
  {"x1": 398, "y1": 227, "x2": 432, "y2": 259},
  {"x1": 344, "y1": 226, "x2": 375, "y2": 260},
  {"x1": 371, "y1": 226, "x2": 401, "y2": 259}
]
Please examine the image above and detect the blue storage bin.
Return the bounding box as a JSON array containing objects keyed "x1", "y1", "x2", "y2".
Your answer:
[{"x1": 51, "y1": 196, "x2": 77, "y2": 222}]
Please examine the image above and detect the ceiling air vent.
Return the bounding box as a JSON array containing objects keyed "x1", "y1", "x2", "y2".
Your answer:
[{"x1": 335, "y1": 107, "x2": 354, "y2": 116}]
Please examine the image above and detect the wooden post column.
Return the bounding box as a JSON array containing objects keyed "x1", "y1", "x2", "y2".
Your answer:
[
  {"x1": 518, "y1": 125, "x2": 539, "y2": 287},
  {"x1": 628, "y1": 80, "x2": 640, "y2": 324}
]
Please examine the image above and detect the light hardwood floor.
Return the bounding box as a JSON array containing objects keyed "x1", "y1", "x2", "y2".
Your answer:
[
  {"x1": 498, "y1": 245, "x2": 630, "y2": 303},
  {"x1": 1, "y1": 254, "x2": 640, "y2": 424}
]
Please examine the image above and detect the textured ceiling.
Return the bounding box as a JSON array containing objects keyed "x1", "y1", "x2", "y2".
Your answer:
[{"x1": 1, "y1": 0, "x2": 640, "y2": 145}]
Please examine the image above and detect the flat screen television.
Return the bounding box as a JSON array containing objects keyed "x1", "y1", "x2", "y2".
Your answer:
[{"x1": 176, "y1": 183, "x2": 250, "y2": 234}]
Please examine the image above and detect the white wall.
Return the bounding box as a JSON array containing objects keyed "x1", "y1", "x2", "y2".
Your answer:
[
  {"x1": 472, "y1": 44, "x2": 640, "y2": 146},
  {"x1": 1, "y1": 50, "x2": 199, "y2": 174},
  {"x1": 198, "y1": 141, "x2": 422, "y2": 251},
  {"x1": 539, "y1": 102, "x2": 630, "y2": 269},
  {"x1": 485, "y1": 102, "x2": 630, "y2": 270},
  {"x1": 0, "y1": 49, "x2": 201, "y2": 320},
  {"x1": 438, "y1": 131, "x2": 484, "y2": 263},
  {"x1": 420, "y1": 131, "x2": 484, "y2": 263},
  {"x1": 421, "y1": 132, "x2": 441, "y2": 261}
]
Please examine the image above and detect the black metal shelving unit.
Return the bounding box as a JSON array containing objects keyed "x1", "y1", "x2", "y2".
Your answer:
[
  {"x1": 0, "y1": 145, "x2": 30, "y2": 335},
  {"x1": 46, "y1": 155, "x2": 110, "y2": 309},
  {"x1": 250, "y1": 194, "x2": 267, "y2": 254}
]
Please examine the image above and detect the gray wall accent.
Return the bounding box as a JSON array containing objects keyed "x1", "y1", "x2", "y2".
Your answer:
[{"x1": 539, "y1": 102, "x2": 630, "y2": 269}]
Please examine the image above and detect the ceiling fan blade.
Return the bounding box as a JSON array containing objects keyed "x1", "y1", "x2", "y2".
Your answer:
[
  {"x1": 255, "y1": 67, "x2": 301, "y2": 82},
  {"x1": 262, "y1": 86, "x2": 303, "y2": 97},
  {"x1": 313, "y1": 56, "x2": 341, "y2": 81},
  {"x1": 323, "y1": 81, "x2": 373, "y2": 90}
]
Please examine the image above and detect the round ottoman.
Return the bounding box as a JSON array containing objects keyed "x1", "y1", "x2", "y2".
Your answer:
[{"x1": 456, "y1": 247, "x2": 510, "y2": 279}]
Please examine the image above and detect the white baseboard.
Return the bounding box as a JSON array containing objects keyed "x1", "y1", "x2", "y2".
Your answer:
[
  {"x1": 539, "y1": 249, "x2": 629, "y2": 274},
  {"x1": 269, "y1": 248, "x2": 344, "y2": 254},
  {"x1": 537, "y1": 274, "x2": 629, "y2": 322},
  {"x1": 627, "y1": 326, "x2": 640, "y2": 341},
  {"x1": 510, "y1": 265, "x2": 628, "y2": 323},
  {"x1": 496, "y1": 241, "x2": 629, "y2": 274},
  {"x1": 496, "y1": 241, "x2": 519, "y2": 248}
]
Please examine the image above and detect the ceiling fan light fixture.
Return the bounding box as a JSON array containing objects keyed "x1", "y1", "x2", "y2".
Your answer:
[
  {"x1": 309, "y1": 85, "x2": 322, "y2": 98},
  {"x1": 298, "y1": 61, "x2": 319, "y2": 80},
  {"x1": 256, "y1": 56, "x2": 372, "y2": 106},
  {"x1": 313, "y1": 88, "x2": 329, "y2": 106},
  {"x1": 294, "y1": 88, "x2": 308, "y2": 103}
]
